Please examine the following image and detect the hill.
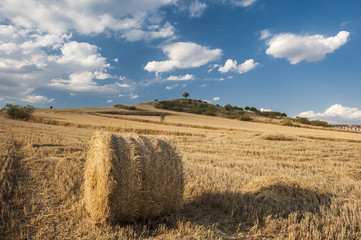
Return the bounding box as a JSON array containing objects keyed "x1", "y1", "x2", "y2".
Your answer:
[
  {"x1": 148, "y1": 99, "x2": 334, "y2": 129},
  {"x1": 153, "y1": 98, "x2": 288, "y2": 121}
]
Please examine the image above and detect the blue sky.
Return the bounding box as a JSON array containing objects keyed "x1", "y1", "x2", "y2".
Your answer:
[{"x1": 1, "y1": 0, "x2": 361, "y2": 124}]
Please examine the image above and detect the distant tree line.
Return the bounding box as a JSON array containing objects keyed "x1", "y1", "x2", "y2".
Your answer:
[
  {"x1": 294, "y1": 117, "x2": 331, "y2": 127},
  {"x1": 224, "y1": 104, "x2": 287, "y2": 118},
  {"x1": 114, "y1": 104, "x2": 136, "y2": 110}
]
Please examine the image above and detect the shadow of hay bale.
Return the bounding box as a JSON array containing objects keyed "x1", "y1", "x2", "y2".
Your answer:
[
  {"x1": 242, "y1": 176, "x2": 331, "y2": 218},
  {"x1": 181, "y1": 177, "x2": 331, "y2": 234},
  {"x1": 97, "y1": 214, "x2": 180, "y2": 239}
]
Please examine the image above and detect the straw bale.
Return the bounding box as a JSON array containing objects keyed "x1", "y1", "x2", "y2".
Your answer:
[{"x1": 84, "y1": 132, "x2": 184, "y2": 223}]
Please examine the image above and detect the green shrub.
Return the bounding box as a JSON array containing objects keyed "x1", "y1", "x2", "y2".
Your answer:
[
  {"x1": 225, "y1": 112, "x2": 237, "y2": 119},
  {"x1": 250, "y1": 107, "x2": 259, "y2": 113},
  {"x1": 234, "y1": 106, "x2": 244, "y2": 111},
  {"x1": 261, "y1": 111, "x2": 287, "y2": 118},
  {"x1": 294, "y1": 117, "x2": 311, "y2": 125},
  {"x1": 240, "y1": 115, "x2": 252, "y2": 121},
  {"x1": 310, "y1": 120, "x2": 331, "y2": 127},
  {"x1": 223, "y1": 110, "x2": 245, "y2": 119},
  {"x1": 282, "y1": 119, "x2": 294, "y2": 126},
  {"x1": 160, "y1": 113, "x2": 166, "y2": 123},
  {"x1": 4, "y1": 104, "x2": 34, "y2": 120},
  {"x1": 173, "y1": 107, "x2": 184, "y2": 112},
  {"x1": 156, "y1": 101, "x2": 176, "y2": 110},
  {"x1": 204, "y1": 106, "x2": 216, "y2": 116},
  {"x1": 192, "y1": 103, "x2": 207, "y2": 114},
  {"x1": 225, "y1": 104, "x2": 234, "y2": 111}
]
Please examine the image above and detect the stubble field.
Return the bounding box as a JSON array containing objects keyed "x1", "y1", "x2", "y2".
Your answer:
[{"x1": 1, "y1": 105, "x2": 360, "y2": 239}]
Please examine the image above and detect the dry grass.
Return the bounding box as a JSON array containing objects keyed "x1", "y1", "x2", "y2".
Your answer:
[
  {"x1": 0, "y1": 106, "x2": 361, "y2": 239},
  {"x1": 84, "y1": 132, "x2": 184, "y2": 223}
]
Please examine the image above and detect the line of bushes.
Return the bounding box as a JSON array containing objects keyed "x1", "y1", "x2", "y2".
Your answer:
[
  {"x1": 114, "y1": 104, "x2": 137, "y2": 110},
  {"x1": 294, "y1": 117, "x2": 331, "y2": 127},
  {"x1": 282, "y1": 117, "x2": 331, "y2": 128},
  {"x1": 224, "y1": 104, "x2": 287, "y2": 118}
]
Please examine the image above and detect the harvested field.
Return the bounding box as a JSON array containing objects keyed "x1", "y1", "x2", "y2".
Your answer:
[{"x1": 0, "y1": 105, "x2": 361, "y2": 239}]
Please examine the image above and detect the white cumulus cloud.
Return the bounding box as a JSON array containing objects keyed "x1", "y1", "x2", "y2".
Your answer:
[
  {"x1": 165, "y1": 84, "x2": 178, "y2": 90},
  {"x1": 230, "y1": 0, "x2": 257, "y2": 7},
  {"x1": 21, "y1": 95, "x2": 54, "y2": 103},
  {"x1": 0, "y1": 24, "x2": 132, "y2": 103},
  {"x1": 189, "y1": 1, "x2": 207, "y2": 18},
  {"x1": 265, "y1": 31, "x2": 350, "y2": 64},
  {"x1": 166, "y1": 74, "x2": 194, "y2": 81},
  {"x1": 213, "y1": 97, "x2": 220, "y2": 101},
  {"x1": 117, "y1": 83, "x2": 130, "y2": 88},
  {"x1": 0, "y1": 0, "x2": 178, "y2": 104},
  {"x1": 129, "y1": 94, "x2": 139, "y2": 100},
  {"x1": 94, "y1": 71, "x2": 113, "y2": 80},
  {"x1": 298, "y1": 104, "x2": 361, "y2": 124},
  {"x1": 0, "y1": 0, "x2": 175, "y2": 38},
  {"x1": 56, "y1": 41, "x2": 109, "y2": 69},
  {"x1": 218, "y1": 59, "x2": 259, "y2": 74},
  {"x1": 49, "y1": 71, "x2": 120, "y2": 94},
  {"x1": 260, "y1": 29, "x2": 271, "y2": 40},
  {"x1": 122, "y1": 23, "x2": 175, "y2": 42},
  {"x1": 144, "y1": 41, "x2": 222, "y2": 72}
]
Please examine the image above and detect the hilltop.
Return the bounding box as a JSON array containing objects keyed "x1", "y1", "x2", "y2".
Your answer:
[
  {"x1": 139, "y1": 98, "x2": 334, "y2": 130},
  {"x1": 144, "y1": 98, "x2": 286, "y2": 120}
]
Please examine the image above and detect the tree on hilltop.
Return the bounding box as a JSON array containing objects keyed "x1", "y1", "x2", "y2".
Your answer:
[{"x1": 183, "y1": 92, "x2": 190, "y2": 99}]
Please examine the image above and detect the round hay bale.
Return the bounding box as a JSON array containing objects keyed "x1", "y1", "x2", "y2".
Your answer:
[{"x1": 84, "y1": 132, "x2": 184, "y2": 223}]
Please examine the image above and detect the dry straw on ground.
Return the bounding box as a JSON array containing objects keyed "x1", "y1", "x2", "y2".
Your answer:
[{"x1": 84, "y1": 132, "x2": 184, "y2": 223}]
